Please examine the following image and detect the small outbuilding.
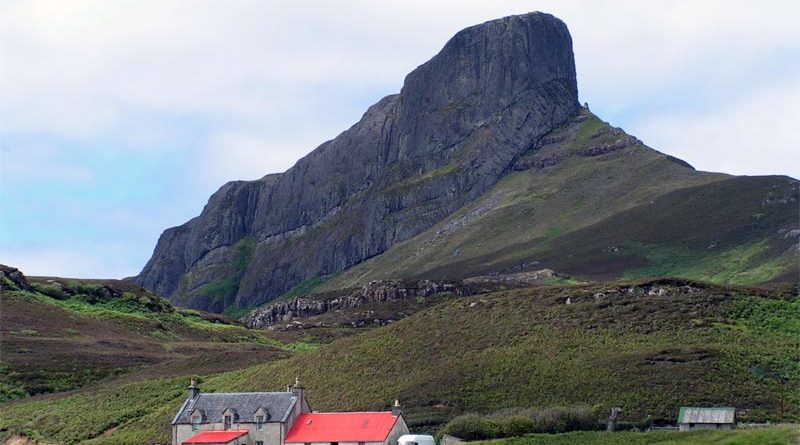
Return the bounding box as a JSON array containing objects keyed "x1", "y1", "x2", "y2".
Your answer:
[{"x1": 678, "y1": 407, "x2": 735, "y2": 431}]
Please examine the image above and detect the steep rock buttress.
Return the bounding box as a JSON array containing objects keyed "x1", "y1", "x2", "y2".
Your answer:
[{"x1": 134, "y1": 12, "x2": 580, "y2": 311}]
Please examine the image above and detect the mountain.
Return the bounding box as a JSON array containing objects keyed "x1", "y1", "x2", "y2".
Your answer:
[
  {"x1": 318, "y1": 112, "x2": 799, "y2": 291},
  {"x1": 134, "y1": 12, "x2": 798, "y2": 316},
  {"x1": 133, "y1": 12, "x2": 580, "y2": 312}
]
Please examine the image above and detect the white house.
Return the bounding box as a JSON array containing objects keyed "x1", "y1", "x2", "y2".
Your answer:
[{"x1": 171, "y1": 379, "x2": 408, "y2": 445}]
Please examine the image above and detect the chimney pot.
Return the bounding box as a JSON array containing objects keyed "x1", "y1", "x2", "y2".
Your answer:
[
  {"x1": 187, "y1": 379, "x2": 200, "y2": 399},
  {"x1": 392, "y1": 400, "x2": 402, "y2": 416}
]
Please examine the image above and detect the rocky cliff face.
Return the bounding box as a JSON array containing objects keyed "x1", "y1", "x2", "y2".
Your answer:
[
  {"x1": 134, "y1": 12, "x2": 581, "y2": 311},
  {"x1": 0, "y1": 264, "x2": 31, "y2": 291},
  {"x1": 242, "y1": 269, "x2": 569, "y2": 329},
  {"x1": 242, "y1": 279, "x2": 464, "y2": 328}
]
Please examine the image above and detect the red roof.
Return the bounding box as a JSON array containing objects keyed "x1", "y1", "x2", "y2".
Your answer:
[
  {"x1": 285, "y1": 412, "x2": 400, "y2": 443},
  {"x1": 183, "y1": 430, "x2": 248, "y2": 444}
]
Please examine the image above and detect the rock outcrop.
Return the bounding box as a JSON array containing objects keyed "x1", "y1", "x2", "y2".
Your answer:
[
  {"x1": 134, "y1": 12, "x2": 581, "y2": 311},
  {"x1": 242, "y1": 279, "x2": 463, "y2": 328},
  {"x1": 462, "y1": 269, "x2": 561, "y2": 286},
  {"x1": 0, "y1": 264, "x2": 32, "y2": 291},
  {"x1": 242, "y1": 269, "x2": 571, "y2": 328}
]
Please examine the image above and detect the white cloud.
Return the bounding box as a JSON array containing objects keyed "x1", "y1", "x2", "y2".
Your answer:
[
  {"x1": 197, "y1": 131, "x2": 320, "y2": 187},
  {"x1": 0, "y1": 143, "x2": 95, "y2": 186},
  {"x1": 1, "y1": 0, "x2": 798, "y2": 278},
  {"x1": 631, "y1": 80, "x2": 800, "y2": 179},
  {"x1": 0, "y1": 244, "x2": 138, "y2": 278},
  {"x1": 2, "y1": 1, "x2": 797, "y2": 138}
]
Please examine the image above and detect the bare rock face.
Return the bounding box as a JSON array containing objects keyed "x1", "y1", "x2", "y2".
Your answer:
[
  {"x1": 0, "y1": 264, "x2": 32, "y2": 291},
  {"x1": 134, "y1": 12, "x2": 580, "y2": 311},
  {"x1": 242, "y1": 279, "x2": 463, "y2": 329}
]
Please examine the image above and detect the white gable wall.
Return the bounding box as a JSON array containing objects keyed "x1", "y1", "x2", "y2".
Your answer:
[{"x1": 174, "y1": 421, "x2": 282, "y2": 445}]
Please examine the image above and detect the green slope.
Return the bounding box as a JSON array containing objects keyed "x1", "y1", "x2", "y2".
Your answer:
[
  {"x1": 319, "y1": 111, "x2": 797, "y2": 291},
  {"x1": 531, "y1": 175, "x2": 799, "y2": 283},
  {"x1": 4, "y1": 279, "x2": 796, "y2": 444},
  {"x1": 475, "y1": 427, "x2": 800, "y2": 445},
  {"x1": 0, "y1": 275, "x2": 287, "y2": 402},
  {"x1": 228, "y1": 280, "x2": 799, "y2": 425}
]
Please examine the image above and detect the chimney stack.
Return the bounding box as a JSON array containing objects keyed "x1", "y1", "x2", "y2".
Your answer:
[
  {"x1": 291, "y1": 377, "x2": 305, "y2": 396},
  {"x1": 290, "y1": 377, "x2": 311, "y2": 413},
  {"x1": 392, "y1": 399, "x2": 402, "y2": 416},
  {"x1": 187, "y1": 378, "x2": 200, "y2": 399}
]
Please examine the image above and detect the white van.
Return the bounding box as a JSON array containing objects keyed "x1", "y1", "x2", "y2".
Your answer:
[{"x1": 398, "y1": 434, "x2": 436, "y2": 445}]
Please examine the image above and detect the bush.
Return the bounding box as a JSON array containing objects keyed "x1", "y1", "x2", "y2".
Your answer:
[
  {"x1": 445, "y1": 406, "x2": 600, "y2": 439},
  {"x1": 31, "y1": 282, "x2": 67, "y2": 300},
  {"x1": 499, "y1": 416, "x2": 536, "y2": 437},
  {"x1": 69, "y1": 282, "x2": 109, "y2": 303},
  {"x1": 440, "y1": 414, "x2": 501, "y2": 441},
  {"x1": 534, "y1": 406, "x2": 598, "y2": 433}
]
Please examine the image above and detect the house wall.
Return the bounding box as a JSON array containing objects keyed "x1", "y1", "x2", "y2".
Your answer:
[
  {"x1": 284, "y1": 397, "x2": 304, "y2": 434},
  {"x1": 173, "y1": 421, "x2": 283, "y2": 445},
  {"x1": 385, "y1": 416, "x2": 410, "y2": 445}
]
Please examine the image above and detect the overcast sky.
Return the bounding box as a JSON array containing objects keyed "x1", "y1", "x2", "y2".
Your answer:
[{"x1": 1, "y1": 0, "x2": 798, "y2": 278}]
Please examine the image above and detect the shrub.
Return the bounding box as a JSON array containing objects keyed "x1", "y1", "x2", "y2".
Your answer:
[
  {"x1": 31, "y1": 282, "x2": 67, "y2": 300},
  {"x1": 448, "y1": 406, "x2": 600, "y2": 439},
  {"x1": 530, "y1": 406, "x2": 598, "y2": 433},
  {"x1": 499, "y1": 416, "x2": 536, "y2": 437},
  {"x1": 440, "y1": 414, "x2": 501, "y2": 441},
  {"x1": 69, "y1": 282, "x2": 109, "y2": 303}
]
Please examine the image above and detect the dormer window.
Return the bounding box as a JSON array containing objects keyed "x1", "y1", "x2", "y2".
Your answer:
[
  {"x1": 256, "y1": 415, "x2": 265, "y2": 431},
  {"x1": 189, "y1": 408, "x2": 205, "y2": 431},
  {"x1": 254, "y1": 407, "x2": 270, "y2": 431},
  {"x1": 223, "y1": 407, "x2": 239, "y2": 430}
]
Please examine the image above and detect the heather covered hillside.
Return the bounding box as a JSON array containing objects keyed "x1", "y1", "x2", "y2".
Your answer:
[
  {"x1": 0, "y1": 266, "x2": 290, "y2": 403},
  {"x1": 2, "y1": 278, "x2": 798, "y2": 444}
]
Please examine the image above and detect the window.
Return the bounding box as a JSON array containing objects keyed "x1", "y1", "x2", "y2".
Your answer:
[
  {"x1": 256, "y1": 442, "x2": 264, "y2": 445},
  {"x1": 256, "y1": 415, "x2": 265, "y2": 431},
  {"x1": 224, "y1": 415, "x2": 232, "y2": 430},
  {"x1": 192, "y1": 416, "x2": 201, "y2": 431}
]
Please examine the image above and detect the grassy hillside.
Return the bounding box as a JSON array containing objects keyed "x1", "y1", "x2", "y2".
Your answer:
[
  {"x1": 3, "y1": 279, "x2": 797, "y2": 444},
  {"x1": 0, "y1": 275, "x2": 286, "y2": 402},
  {"x1": 475, "y1": 427, "x2": 799, "y2": 445},
  {"x1": 320, "y1": 111, "x2": 797, "y2": 292},
  {"x1": 229, "y1": 280, "x2": 799, "y2": 425},
  {"x1": 529, "y1": 175, "x2": 799, "y2": 284}
]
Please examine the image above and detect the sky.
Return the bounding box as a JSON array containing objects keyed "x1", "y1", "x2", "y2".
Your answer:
[{"x1": 1, "y1": 0, "x2": 798, "y2": 279}]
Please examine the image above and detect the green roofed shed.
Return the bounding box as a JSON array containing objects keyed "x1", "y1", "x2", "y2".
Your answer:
[{"x1": 678, "y1": 407, "x2": 735, "y2": 431}]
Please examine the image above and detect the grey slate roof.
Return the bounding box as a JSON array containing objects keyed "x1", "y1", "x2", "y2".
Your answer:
[
  {"x1": 174, "y1": 392, "x2": 298, "y2": 424},
  {"x1": 678, "y1": 407, "x2": 735, "y2": 424}
]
